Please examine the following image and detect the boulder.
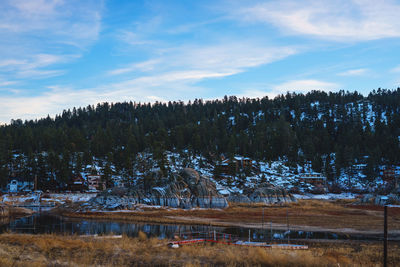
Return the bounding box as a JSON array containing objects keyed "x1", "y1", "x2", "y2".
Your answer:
[
  {"x1": 229, "y1": 186, "x2": 296, "y2": 205},
  {"x1": 85, "y1": 168, "x2": 229, "y2": 210}
]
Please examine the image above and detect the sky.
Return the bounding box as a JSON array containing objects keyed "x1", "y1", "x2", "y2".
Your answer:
[{"x1": 1, "y1": 0, "x2": 400, "y2": 124}]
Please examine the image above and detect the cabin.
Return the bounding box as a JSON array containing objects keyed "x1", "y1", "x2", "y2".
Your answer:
[
  {"x1": 68, "y1": 176, "x2": 87, "y2": 192},
  {"x1": 8, "y1": 180, "x2": 18, "y2": 193},
  {"x1": 298, "y1": 173, "x2": 327, "y2": 188},
  {"x1": 352, "y1": 164, "x2": 367, "y2": 171},
  {"x1": 380, "y1": 167, "x2": 400, "y2": 188},
  {"x1": 215, "y1": 156, "x2": 254, "y2": 177},
  {"x1": 87, "y1": 175, "x2": 105, "y2": 191},
  {"x1": 7, "y1": 178, "x2": 34, "y2": 193},
  {"x1": 382, "y1": 168, "x2": 396, "y2": 182}
]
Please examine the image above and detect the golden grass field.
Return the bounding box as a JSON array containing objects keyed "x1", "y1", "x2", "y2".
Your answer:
[{"x1": 0, "y1": 233, "x2": 398, "y2": 267}]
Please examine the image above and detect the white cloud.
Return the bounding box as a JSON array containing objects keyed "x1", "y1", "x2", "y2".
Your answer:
[
  {"x1": 119, "y1": 31, "x2": 155, "y2": 46},
  {"x1": 228, "y1": 79, "x2": 340, "y2": 100},
  {"x1": 0, "y1": 0, "x2": 103, "y2": 46},
  {"x1": 108, "y1": 43, "x2": 297, "y2": 79},
  {"x1": 235, "y1": 89, "x2": 274, "y2": 99},
  {"x1": 272, "y1": 79, "x2": 339, "y2": 96},
  {"x1": 0, "y1": 54, "x2": 77, "y2": 79},
  {"x1": 173, "y1": 44, "x2": 296, "y2": 73},
  {"x1": 391, "y1": 65, "x2": 400, "y2": 73},
  {"x1": 338, "y1": 68, "x2": 368, "y2": 76},
  {"x1": 0, "y1": 80, "x2": 17, "y2": 87},
  {"x1": 108, "y1": 59, "x2": 161, "y2": 75},
  {"x1": 0, "y1": 83, "x2": 185, "y2": 123},
  {"x1": 0, "y1": 77, "x2": 339, "y2": 124},
  {"x1": 0, "y1": 0, "x2": 102, "y2": 82},
  {"x1": 236, "y1": 0, "x2": 400, "y2": 41}
]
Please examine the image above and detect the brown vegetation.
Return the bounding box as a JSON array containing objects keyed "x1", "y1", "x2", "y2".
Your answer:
[
  {"x1": 0, "y1": 233, "x2": 398, "y2": 266},
  {"x1": 0, "y1": 204, "x2": 34, "y2": 219}
]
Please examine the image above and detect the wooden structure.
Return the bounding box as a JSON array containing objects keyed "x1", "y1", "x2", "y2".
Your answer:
[
  {"x1": 298, "y1": 173, "x2": 327, "y2": 187},
  {"x1": 87, "y1": 175, "x2": 105, "y2": 191},
  {"x1": 68, "y1": 176, "x2": 87, "y2": 192},
  {"x1": 169, "y1": 231, "x2": 308, "y2": 250},
  {"x1": 7, "y1": 178, "x2": 34, "y2": 193},
  {"x1": 215, "y1": 156, "x2": 254, "y2": 177}
]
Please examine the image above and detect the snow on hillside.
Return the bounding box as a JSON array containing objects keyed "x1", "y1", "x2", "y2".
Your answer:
[{"x1": 3, "y1": 149, "x2": 395, "y2": 197}]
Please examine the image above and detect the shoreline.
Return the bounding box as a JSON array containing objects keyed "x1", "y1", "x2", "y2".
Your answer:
[
  {"x1": 56, "y1": 211, "x2": 399, "y2": 238},
  {"x1": 50, "y1": 199, "x2": 400, "y2": 239}
]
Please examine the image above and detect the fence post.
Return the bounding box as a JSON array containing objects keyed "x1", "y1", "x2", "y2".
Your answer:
[
  {"x1": 384, "y1": 205, "x2": 388, "y2": 267},
  {"x1": 287, "y1": 208, "x2": 290, "y2": 244},
  {"x1": 262, "y1": 208, "x2": 264, "y2": 229},
  {"x1": 270, "y1": 221, "x2": 272, "y2": 242}
]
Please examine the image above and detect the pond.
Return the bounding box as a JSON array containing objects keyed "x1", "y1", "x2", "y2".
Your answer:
[{"x1": 0, "y1": 212, "x2": 385, "y2": 242}]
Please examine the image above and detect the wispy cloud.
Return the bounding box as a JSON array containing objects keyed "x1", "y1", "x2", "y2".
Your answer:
[
  {"x1": 170, "y1": 44, "x2": 297, "y2": 73},
  {"x1": 108, "y1": 59, "x2": 161, "y2": 75},
  {"x1": 0, "y1": 84, "x2": 181, "y2": 123},
  {"x1": 1, "y1": 42, "x2": 297, "y2": 123},
  {"x1": 338, "y1": 68, "x2": 368, "y2": 76},
  {"x1": 391, "y1": 65, "x2": 400, "y2": 73},
  {"x1": 108, "y1": 42, "x2": 297, "y2": 79},
  {"x1": 0, "y1": 79, "x2": 17, "y2": 87},
  {"x1": 235, "y1": 0, "x2": 400, "y2": 41},
  {"x1": 119, "y1": 30, "x2": 155, "y2": 46},
  {"x1": 272, "y1": 79, "x2": 339, "y2": 95},
  {"x1": 0, "y1": 0, "x2": 103, "y2": 82},
  {"x1": 0, "y1": 0, "x2": 103, "y2": 47},
  {"x1": 0, "y1": 54, "x2": 78, "y2": 79},
  {"x1": 233, "y1": 79, "x2": 340, "y2": 100},
  {"x1": 118, "y1": 16, "x2": 163, "y2": 46}
]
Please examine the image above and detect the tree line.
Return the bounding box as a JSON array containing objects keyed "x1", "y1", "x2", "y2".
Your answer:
[{"x1": 0, "y1": 88, "x2": 399, "y2": 189}]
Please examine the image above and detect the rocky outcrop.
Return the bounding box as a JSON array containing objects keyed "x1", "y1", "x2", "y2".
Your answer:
[
  {"x1": 78, "y1": 168, "x2": 229, "y2": 211},
  {"x1": 360, "y1": 194, "x2": 400, "y2": 205},
  {"x1": 228, "y1": 186, "x2": 296, "y2": 205}
]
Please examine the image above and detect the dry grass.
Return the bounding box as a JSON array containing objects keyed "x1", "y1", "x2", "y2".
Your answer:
[
  {"x1": 57, "y1": 200, "x2": 400, "y2": 234},
  {"x1": 0, "y1": 233, "x2": 397, "y2": 266}
]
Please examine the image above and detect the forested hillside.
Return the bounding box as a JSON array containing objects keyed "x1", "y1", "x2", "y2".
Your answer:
[{"x1": 1, "y1": 89, "x2": 400, "y2": 190}]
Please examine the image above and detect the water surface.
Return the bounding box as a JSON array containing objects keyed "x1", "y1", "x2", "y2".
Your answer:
[{"x1": 0, "y1": 213, "x2": 385, "y2": 241}]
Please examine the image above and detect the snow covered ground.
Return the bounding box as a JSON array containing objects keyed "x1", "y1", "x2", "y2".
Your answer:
[
  {"x1": 45, "y1": 193, "x2": 96, "y2": 203},
  {"x1": 293, "y1": 193, "x2": 357, "y2": 200},
  {"x1": 1, "y1": 193, "x2": 97, "y2": 205}
]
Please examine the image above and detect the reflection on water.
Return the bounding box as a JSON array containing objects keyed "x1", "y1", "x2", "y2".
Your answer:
[
  {"x1": 0, "y1": 217, "x2": 12, "y2": 226},
  {"x1": 0, "y1": 213, "x2": 382, "y2": 241},
  {"x1": 223, "y1": 227, "x2": 378, "y2": 241},
  {"x1": 0, "y1": 214, "x2": 221, "y2": 239}
]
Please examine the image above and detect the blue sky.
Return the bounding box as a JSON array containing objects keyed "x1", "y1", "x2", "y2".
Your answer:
[{"x1": 1, "y1": 0, "x2": 400, "y2": 124}]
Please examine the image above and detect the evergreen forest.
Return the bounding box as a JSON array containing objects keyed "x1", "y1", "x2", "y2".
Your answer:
[{"x1": 1, "y1": 89, "x2": 400, "y2": 190}]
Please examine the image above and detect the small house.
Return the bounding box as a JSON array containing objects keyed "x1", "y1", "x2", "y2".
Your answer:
[
  {"x1": 214, "y1": 156, "x2": 254, "y2": 178},
  {"x1": 382, "y1": 168, "x2": 396, "y2": 182},
  {"x1": 7, "y1": 178, "x2": 34, "y2": 193},
  {"x1": 87, "y1": 175, "x2": 105, "y2": 191},
  {"x1": 8, "y1": 180, "x2": 18, "y2": 193},
  {"x1": 68, "y1": 176, "x2": 87, "y2": 192},
  {"x1": 298, "y1": 173, "x2": 327, "y2": 188}
]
